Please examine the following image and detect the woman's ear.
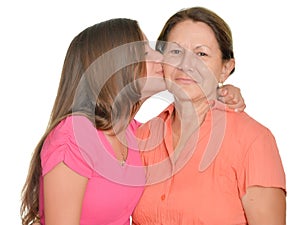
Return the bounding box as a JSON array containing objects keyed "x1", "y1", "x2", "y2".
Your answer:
[{"x1": 220, "y1": 58, "x2": 235, "y2": 82}]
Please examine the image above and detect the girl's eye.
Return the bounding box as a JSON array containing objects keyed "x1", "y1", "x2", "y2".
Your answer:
[{"x1": 144, "y1": 51, "x2": 149, "y2": 56}]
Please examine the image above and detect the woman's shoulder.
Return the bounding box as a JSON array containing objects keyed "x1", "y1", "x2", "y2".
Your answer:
[
  {"x1": 223, "y1": 111, "x2": 277, "y2": 156},
  {"x1": 228, "y1": 111, "x2": 271, "y2": 135},
  {"x1": 212, "y1": 101, "x2": 270, "y2": 135}
]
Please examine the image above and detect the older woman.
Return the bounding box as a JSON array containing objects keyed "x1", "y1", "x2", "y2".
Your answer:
[{"x1": 133, "y1": 7, "x2": 286, "y2": 225}]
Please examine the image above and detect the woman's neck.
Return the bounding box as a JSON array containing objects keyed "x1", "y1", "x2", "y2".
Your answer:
[
  {"x1": 171, "y1": 98, "x2": 212, "y2": 152},
  {"x1": 173, "y1": 98, "x2": 211, "y2": 126}
]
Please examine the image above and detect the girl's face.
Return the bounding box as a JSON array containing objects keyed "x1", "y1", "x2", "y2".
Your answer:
[
  {"x1": 144, "y1": 41, "x2": 164, "y2": 78},
  {"x1": 140, "y1": 37, "x2": 166, "y2": 98},
  {"x1": 163, "y1": 19, "x2": 234, "y2": 102}
]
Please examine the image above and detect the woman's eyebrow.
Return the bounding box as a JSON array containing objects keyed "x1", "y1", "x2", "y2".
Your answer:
[{"x1": 194, "y1": 45, "x2": 211, "y2": 50}]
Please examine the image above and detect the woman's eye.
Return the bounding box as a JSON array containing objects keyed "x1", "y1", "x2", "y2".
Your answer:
[
  {"x1": 170, "y1": 49, "x2": 182, "y2": 55},
  {"x1": 196, "y1": 52, "x2": 207, "y2": 57}
]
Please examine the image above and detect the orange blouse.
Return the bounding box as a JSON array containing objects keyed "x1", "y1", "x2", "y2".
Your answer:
[{"x1": 132, "y1": 102, "x2": 286, "y2": 225}]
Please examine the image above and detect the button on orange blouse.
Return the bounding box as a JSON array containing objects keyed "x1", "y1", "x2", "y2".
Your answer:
[{"x1": 132, "y1": 102, "x2": 286, "y2": 225}]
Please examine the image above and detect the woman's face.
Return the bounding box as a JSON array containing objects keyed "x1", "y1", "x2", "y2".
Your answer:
[{"x1": 163, "y1": 19, "x2": 233, "y2": 102}]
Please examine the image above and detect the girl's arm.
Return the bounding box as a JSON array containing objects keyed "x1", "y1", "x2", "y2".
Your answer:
[
  {"x1": 218, "y1": 84, "x2": 246, "y2": 112},
  {"x1": 43, "y1": 162, "x2": 88, "y2": 225}
]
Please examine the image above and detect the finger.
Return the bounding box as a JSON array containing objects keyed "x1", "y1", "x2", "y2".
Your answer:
[
  {"x1": 234, "y1": 102, "x2": 246, "y2": 112},
  {"x1": 217, "y1": 87, "x2": 228, "y2": 97},
  {"x1": 219, "y1": 95, "x2": 246, "y2": 111},
  {"x1": 231, "y1": 99, "x2": 246, "y2": 112},
  {"x1": 218, "y1": 93, "x2": 235, "y2": 104}
]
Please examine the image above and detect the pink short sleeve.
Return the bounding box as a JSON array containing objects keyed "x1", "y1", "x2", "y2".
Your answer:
[
  {"x1": 131, "y1": 119, "x2": 142, "y2": 130},
  {"x1": 41, "y1": 117, "x2": 93, "y2": 178},
  {"x1": 238, "y1": 128, "x2": 286, "y2": 197}
]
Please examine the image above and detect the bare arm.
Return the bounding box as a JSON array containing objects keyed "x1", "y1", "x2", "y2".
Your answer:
[
  {"x1": 242, "y1": 186, "x2": 286, "y2": 225},
  {"x1": 44, "y1": 162, "x2": 88, "y2": 225}
]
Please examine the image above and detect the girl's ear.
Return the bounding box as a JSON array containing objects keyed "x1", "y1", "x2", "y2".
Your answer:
[{"x1": 220, "y1": 58, "x2": 235, "y2": 82}]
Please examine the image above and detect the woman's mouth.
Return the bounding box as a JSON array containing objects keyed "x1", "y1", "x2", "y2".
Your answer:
[{"x1": 175, "y1": 77, "x2": 196, "y2": 84}]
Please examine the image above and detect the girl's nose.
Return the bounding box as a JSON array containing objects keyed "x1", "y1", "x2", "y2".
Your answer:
[{"x1": 146, "y1": 49, "x2": 163, "y2": 63}]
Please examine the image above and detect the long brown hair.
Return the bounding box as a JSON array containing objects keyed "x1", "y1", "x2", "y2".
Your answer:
[
  {"x1": 20, "y1": 18, "x2": 146, "y2": 225},
  {"x1": 156, "y1": 6, "x2": 235, "y2": 74}
]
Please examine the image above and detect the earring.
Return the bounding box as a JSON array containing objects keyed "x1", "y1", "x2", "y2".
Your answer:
[{"x1": 217, "y1": 82, "x2": 223, "y2": 89}]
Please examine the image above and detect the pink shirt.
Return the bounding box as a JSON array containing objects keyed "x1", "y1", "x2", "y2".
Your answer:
[
  {"x1": 132, "y1": 102, "x2": 286, "y2": 225},
  {"x1": 39, "y1": 115, "x2": 145, "y2": 225}
]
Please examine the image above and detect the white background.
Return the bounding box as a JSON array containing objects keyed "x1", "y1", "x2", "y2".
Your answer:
[{"x1": 1, "y1": 0, "x2": 299, "y2": 224}]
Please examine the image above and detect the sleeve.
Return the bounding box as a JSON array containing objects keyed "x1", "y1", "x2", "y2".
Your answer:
[
  {"x1": 237, "y1": 128, "x2": 286, "y2": 197},
  {"x1": 132, "y1": 119, "x2": 142, "y2": 129},
  {"x1": 41, "y1": 119, "x2": 94, "y2": 178}
]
